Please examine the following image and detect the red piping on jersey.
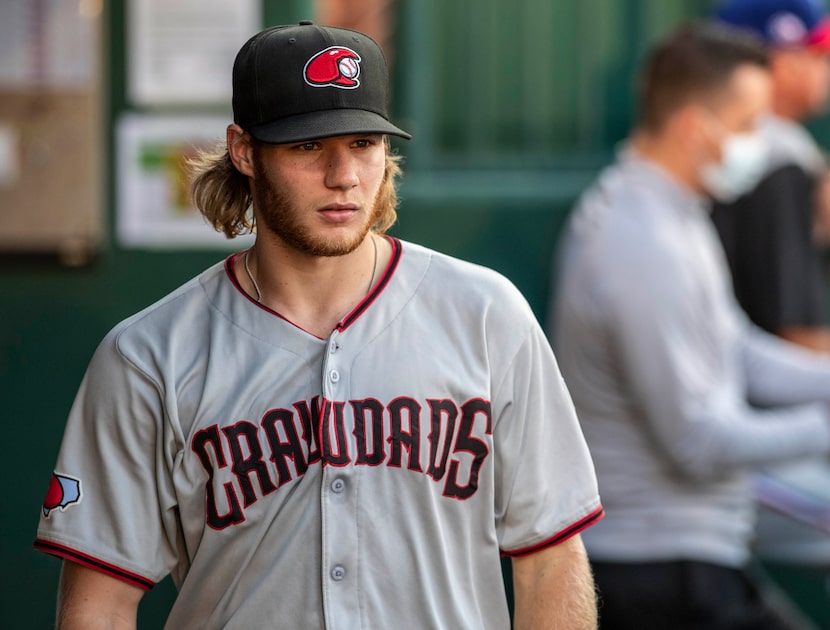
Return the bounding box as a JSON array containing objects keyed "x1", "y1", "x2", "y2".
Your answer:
[
  {"x1": 225, "y1": 252, "x2": 311, "y2": 332},
  {"x1": 337, "y1": 236, "x2": 401, "y2": 332},
  {"x1": 33, "y1": 538, "x2": 156, "y2": 591},
  {"x1": 224, "y1": 237, "x2": 402, "y2": 338},
  {"x1": 500, "y1": 505, "x2": 605, "y2": 558}
]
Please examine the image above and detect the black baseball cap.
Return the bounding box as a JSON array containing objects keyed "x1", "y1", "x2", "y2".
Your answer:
[{"x1": 232, "y1": 21, "x2": 411, "y2": 144}]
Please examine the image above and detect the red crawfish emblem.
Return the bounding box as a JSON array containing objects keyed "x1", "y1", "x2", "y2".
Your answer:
[
  {"x1": 42, "y1": 472, "x2": 82, "y2": 518},
  {"x1": 304, "y1": 46, "x2": 362, "y2": 89}
]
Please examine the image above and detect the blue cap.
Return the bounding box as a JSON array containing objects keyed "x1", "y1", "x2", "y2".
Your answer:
[{"x1": 716, "y1": 0, "x2": 830, "y2": 50}]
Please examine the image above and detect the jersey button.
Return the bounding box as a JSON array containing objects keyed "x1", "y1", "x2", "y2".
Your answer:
[
  {"x1": 330, "y1": 370, "x2": 340, "y2": 383},
  {"x1": 331, "y1": 565, "x2": 346, "y2": 581},
  {"x1": 331, "y1": 478, "x2": 345, "y2": 493},
  {"x1": 329, "y1": 340, "x2": 339, "y2": 354}
]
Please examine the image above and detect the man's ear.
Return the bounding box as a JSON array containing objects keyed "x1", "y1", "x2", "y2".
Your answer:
[
  {"x1": 227, "y1": 124, "x2": 255, "y2": 177},
  {"x1": 673, "y1": 103, "x2": 701, "y2": 140},
  {"x1": 672, "y1": 103, "x2": 711, "y2": 153}
]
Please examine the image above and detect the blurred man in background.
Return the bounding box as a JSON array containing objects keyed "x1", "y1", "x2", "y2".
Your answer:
[{"x1": 551, "y1": 21, "x2": 830, "y2": 629}]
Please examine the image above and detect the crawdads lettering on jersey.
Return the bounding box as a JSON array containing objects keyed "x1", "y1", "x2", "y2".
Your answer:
[{"x1": 193, "y1": 394, "x2": 492, "y2": 529}]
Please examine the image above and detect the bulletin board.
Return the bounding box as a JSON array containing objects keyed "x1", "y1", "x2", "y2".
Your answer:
[
  {"x1": 115, "y1": 0, "x2": 259, "y2": 250},
  {"x1": 0, "y1": 1, "x2": 103, "y2": 264}
]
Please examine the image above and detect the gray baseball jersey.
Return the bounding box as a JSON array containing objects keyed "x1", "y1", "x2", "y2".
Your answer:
[{"x1": 35, "y1": 237, "x2": 602, "y2": 629}]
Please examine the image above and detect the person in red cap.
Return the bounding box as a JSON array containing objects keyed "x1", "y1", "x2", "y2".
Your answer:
[
  {"x1": 713, "y1": 0, "x2": 830, "y2": 349},
  {"x1": 33, "y1": 22, "x2": 603, "y2": 629}
]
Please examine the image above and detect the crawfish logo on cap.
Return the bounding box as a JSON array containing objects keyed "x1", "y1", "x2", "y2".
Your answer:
[
  {"x1": 304, "y1": 46, "x2": 362, "y2": 89},
  {"x1": 42, "y1": 472, "x2": 82, "y2": 518}
]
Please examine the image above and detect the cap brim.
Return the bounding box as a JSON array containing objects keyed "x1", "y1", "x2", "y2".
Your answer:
[
  {"x1": 247, "y1": 109, "x2": 411, "y2": 144},
  {"x1": 808, "y1": 18, "x2": 830, "y2": 52}
]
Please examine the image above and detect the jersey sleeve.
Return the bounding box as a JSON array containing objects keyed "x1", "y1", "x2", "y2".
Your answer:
[
  {"x1": 602, "y1": 231, "x2": 830, "y2": 481},
  {"x1": 33, "y1": 327, "x2": 181, "y2": 590},
  {"x1": 711, "y1": 165, "x2": 828, "y2": 331},
  {"x1": 492, "y1": 321, "x2": 603, "y2": 557}
]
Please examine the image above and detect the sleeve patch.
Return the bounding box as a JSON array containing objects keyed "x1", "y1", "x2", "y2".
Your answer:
[{"x1": 42, "y1": 472, "x2": 82, "y2": 518}]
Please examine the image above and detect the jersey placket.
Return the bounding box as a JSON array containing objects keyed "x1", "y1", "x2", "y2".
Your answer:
[{"x1": 320, "y1": 329, "x2": 361, "y2": 628}]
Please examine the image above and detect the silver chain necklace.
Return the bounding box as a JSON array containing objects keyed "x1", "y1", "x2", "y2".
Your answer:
[
  {"x1": 243, "y1": 236, "x2": 378, "y2": 305},
  {"x1": 243, "y1": 248, "x2": 262, "y2": 303}
]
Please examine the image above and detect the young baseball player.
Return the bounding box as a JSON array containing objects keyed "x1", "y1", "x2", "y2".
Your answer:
[{"x1": 35, "y1": 23, "x2": 603, "y2": 628}]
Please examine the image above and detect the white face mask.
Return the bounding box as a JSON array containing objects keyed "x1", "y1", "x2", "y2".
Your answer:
[{"x1": 700, "y1": 127, "x2": 768, "y2": 203}]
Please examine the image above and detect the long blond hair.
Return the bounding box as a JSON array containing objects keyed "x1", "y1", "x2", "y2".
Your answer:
[{"x1": 188, "y1": 139, "x2": 403, "y2": 239}]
